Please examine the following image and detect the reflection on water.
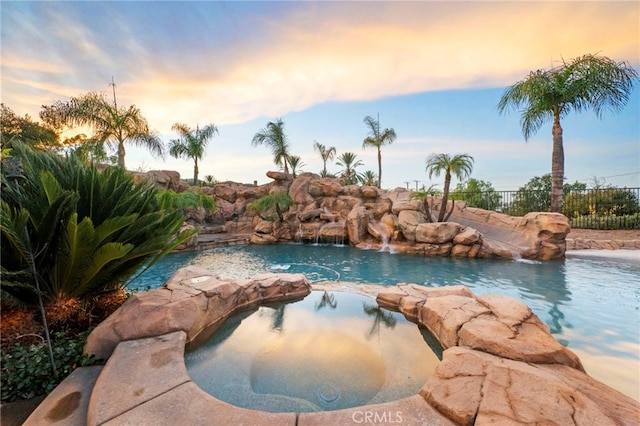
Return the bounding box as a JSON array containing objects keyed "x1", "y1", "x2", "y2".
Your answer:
[
  {"x1": 133, "y1": 243, "x2": 640, "y2": 401},
  {"x1": 363, "y1": 302, "x2": 397, "y2": 340},
  {"x1": 185, "y1": 291, "x2": 441, "y2": 412},
  {"x1": 251, "y1": 330, "x2": 386, "y2": 410}
]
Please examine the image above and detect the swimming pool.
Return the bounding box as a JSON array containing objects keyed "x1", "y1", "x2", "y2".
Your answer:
[{"x1": 129, "y1": 243, "x2": 640, "y2": 400}]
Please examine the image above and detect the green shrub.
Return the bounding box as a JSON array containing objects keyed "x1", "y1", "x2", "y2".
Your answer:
[
  {"x1": 0, "y1": 142, "x2": 196, "y2": 307},
  {"x1": 0, "y1": 332, "x2": 102, "y2": 403},
  {"x1": 156, "y1": 189, "x2": 216, "y2": 214},
  {"x1": 570, "y1": 213, "x2": 640, "y2": 230},
  {"x1": 247, "y1": 193, "x2": 294, "y2": 222}
]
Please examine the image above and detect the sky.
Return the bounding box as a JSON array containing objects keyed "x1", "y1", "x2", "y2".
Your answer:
[{"x1": 2, "y1": 1, "x2": 639, "y2": 190}]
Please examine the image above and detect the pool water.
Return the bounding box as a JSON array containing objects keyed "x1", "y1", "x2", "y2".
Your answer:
[
  {"x1": 129, "y1": 243, "x2": 640, "y2": 400},
  {"x1": 184, "y1": 291, "x2": 441, "y2": 413}
]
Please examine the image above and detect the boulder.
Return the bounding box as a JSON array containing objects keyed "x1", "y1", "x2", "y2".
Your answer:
[
  {"x1": 236, "y1": 184, "x2": 267, "y2": 200},
  {"x1": 318, "y1": 221, "x2": 347, "y2": 243},
  {"x1": 250, "y1": 233, "x2": 278, "y2": 244},
  {"x1": 308, "y1": 177, "x2": 342, "y2": 197},
  {"x1": 397, "y1": 210, "x2": 426, "y2": 242},
  {"x1": 346, "y1": 206, "x2": 370, "y2": 245},
  {"x1": 391, "y1": 190, "x2": 422, "y2": 214},
  {"x1": 298, "y1": 208, "x2": 323, "y2": 222},
  {"x1": 419, "y1": 294, "x2": 492, "y2": 348},
  {"x1": 334, "y1": 196, "x2": 363, "y2": 217},
  {"x1": 299, "y1": 222, "x2": 322, "y2": 241},
  {"x1": 361, "y1": 185, "x2": 382, "y2": 199},
  {"x1": 363, "y1": 198, "x2": 393, "y2": 219},
  {"x1": 421, "y1": 346, "x2": 638, "y2": 426},
  {"x1": 415, "y1": 222, "x2": 463, "y2": 244},
  {"x1": 253, "y1": 219, "x2": 273, "y2": 234},
  {"x1": 452, "y1": 226, "x2": 481, "y2": 245},
  {"x1": 288, "y1": 173, "x2": 317, "y2": 206},
  {"x1": 342, "y1": 185, "x2": 363, "y2": 197},
  {"x1": 84, "y1": 268, "x2": 311, "y2": 359},
  {"x1": 213, "y1": 184, "x2": 237, "y2": 203}
]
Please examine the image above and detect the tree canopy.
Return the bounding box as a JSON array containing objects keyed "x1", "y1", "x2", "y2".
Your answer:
[
  {"x1": 497, "y1": 53, "x2": 638, "y2": 213},
  {"x1": 168, "y1": 123, "x2": 218, "y2": 185},
  {"x1": 313, "y1": 141, "x2": 336, "y2": 177},
  {"x1": 252, "y1": 118, "x2": 291, "y2": 173},
  {"x1": 40, "y1": 90, "x2": 164, "y2": 169},
  {"x1": 362, "y1": 115, "x2": 396, "y2": 188},
  {"x1": 1, "y1": 104, "x2": 59, "y2": 150},
  {"x1": 426, "y1": 153, "x2": 474, "y2": 222},
  {"x1": 336, "y1": 152, "x2": 364, "y2": 185}
]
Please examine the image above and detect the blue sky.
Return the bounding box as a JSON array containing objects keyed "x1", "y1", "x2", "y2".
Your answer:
[{"x1": 2, "y1": 1, "x2": 638, "y2": 190}]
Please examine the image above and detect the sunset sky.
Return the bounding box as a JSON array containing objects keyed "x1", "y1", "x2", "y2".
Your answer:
[{"x1": 2, "y1": 1, "x2": 638, "y2": 190}]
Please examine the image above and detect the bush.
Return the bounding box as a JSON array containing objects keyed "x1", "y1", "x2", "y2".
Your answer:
[
  {"x1": 570, "y1": 213, "x2": 640, "y2": 230},
  {"x1": 156, "y1": 189, "x2": 216, "y2": 214},
  {"x1": 0, "y1": 142, "x2": 196, "y2": 308},
  {"x1": 0, "y1": 331, "x2": 102, "y2": 403}
]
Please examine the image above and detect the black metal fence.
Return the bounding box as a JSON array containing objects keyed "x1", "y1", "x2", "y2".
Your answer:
[{"x1": 451, "y1": 187, "x2": 640, "y2": 230}]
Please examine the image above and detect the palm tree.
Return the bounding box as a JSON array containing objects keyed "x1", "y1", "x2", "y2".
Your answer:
[
  {"x1": 40, "y1": 89, "x2": 163, "y2": 169},
  {"x1": 168, "y1": 123, "x2": 218, "y2": 185},
  {"x1": 287, "y1": 155, "x2": 305, "y2": 178},
  {"x1": 362, "y1": 115, "x2": 397, "y2": 188},
  {"x1": 358, "y1": 170, "x2": 378, "y2": 186},
  {"x1": 313, "y1": 141, "x2": 336, "y2": 177},
  {"x1": 247, "y1": 193, "x2": 294, "y2": 222},
  {"x1": 251, "y1": 118, "x2": 291, "y2": 173},
  {"x1": 425, "y1": 153, "x2": 474, "y2": 222},
  {"x1": 336, "y1": 152, "x2": 364, "y2": 185},
  {"x1": 497, "y1": 53, "x2": 637, "y2": 213}
]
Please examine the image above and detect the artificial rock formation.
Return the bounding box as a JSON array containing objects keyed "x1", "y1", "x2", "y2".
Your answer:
[
  {"x1": 84, "y1": 268, "x2": 311, "y2": 360},
  {"x1": 74, "y1": 269, "x2": 639, "y2": 426},
  {"x1": 201, "y1": 172, "x2": 570, "y2": 260}
]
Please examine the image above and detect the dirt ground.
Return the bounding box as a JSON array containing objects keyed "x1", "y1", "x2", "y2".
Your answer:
[{"x1": 567, "y1": 228, "x2": 640, "y2": 241}]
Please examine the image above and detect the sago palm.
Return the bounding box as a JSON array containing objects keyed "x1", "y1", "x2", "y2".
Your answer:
[
  {"x1": 362, "y1": 115, "x2": 396, "y2": 188},
  {"x1": 497, "y1": 53, "x2": 637, "y2": 212},
  {"x1": 169, "y1": 123, "x2": 218, "y2": 185},
  {"x1": 40, "y1": 90, "x2": 163, "y2": 169},
  {"x1": 0, "y1": 142, "x2": 194, "y2": 307},
  {"x1": 252, "y1": 118, "x2": 291, "y2": 174},
  {"x1": 313, "y1": 141, "x2": 336, "y2": 177},
  {"x1": 425, "y1": 153, "x2": 474, "y2": 222}
]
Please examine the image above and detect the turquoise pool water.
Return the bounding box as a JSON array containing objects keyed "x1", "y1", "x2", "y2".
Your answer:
[{"x1": 129, "y1": 243, "x2": 640, "y2": 400}]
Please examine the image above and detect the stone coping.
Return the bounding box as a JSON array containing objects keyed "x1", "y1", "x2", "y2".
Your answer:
[
  {"x1": 32, "y1": 268, "x2": 640, "y2": 425},
  {"x1": 566, "y1": 238, "x2": 640, "y2": 250}
]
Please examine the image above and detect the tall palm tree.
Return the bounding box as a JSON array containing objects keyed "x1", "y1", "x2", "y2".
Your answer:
[
  {"x1": 362, "y1": 115, "x2": 397, "y2": 188},
  {"x1": 251, "y1": 118, "x2": 291, "y2": 174},
  {"x1": 336, "y1": 151, "x2": 364, "y2": 185},
  {"x1": 168, "y1": 123, "x2": 218, "y2": 185},
  {"x1": 287, "y1": 155, "x2": 305, "y2": 178},
  {"x1": 497, "y1": 53, "x2": 637, "y2": 213},
  {"x1": 40, "y1": 90, "x2": 163, "y2": 169},
  {"x1": 426, "y1": 153, "x2": 474, "y2": 222},
  {"x1": 313, "y1": 141, "x2": 336, "y2": 177}
]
